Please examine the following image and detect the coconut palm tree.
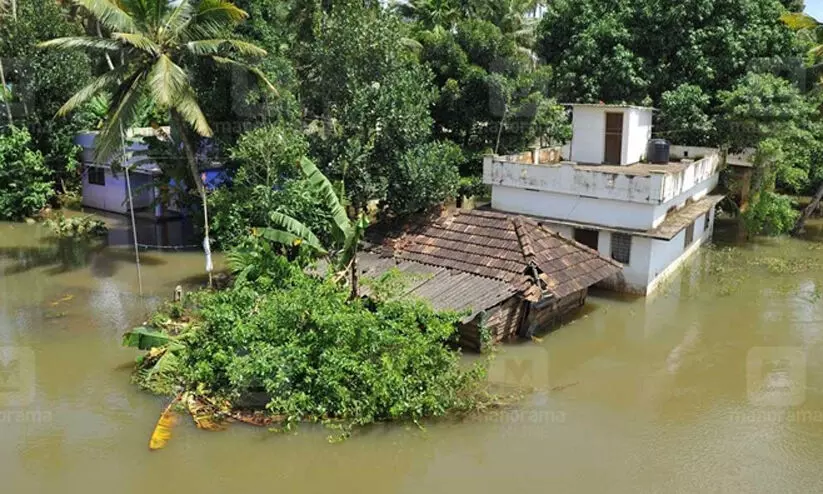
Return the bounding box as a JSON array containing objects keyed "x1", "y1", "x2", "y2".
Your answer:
[{"x1": 40, "y1": 0, "x2": 276, "y2": 286}]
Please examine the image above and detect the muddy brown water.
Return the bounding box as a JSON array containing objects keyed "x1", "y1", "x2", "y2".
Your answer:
[{"x1": 1, "y1": 216, "x2": 822, "y2": 493}]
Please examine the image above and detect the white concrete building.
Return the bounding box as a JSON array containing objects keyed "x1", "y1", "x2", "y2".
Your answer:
[
  {"x1": 483, "y1": 104, "x2": 723, "y2": 295},
  {"x1": 76, "y1": 131, "x2": 163, "y2": 217}
]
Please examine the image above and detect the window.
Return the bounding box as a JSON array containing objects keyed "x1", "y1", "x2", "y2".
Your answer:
[
  {"x1": 574, "y1": 228, "x2": 599, "y2": 251},
  {"x1": 611, "y1": 233, "x2": 632, "y2": 264},
  {"x1": 684, "y1": 221, "x2": 695, "y2": 248},
  {"x1": 88, "y1": 166, "x2": 106, "y2": 186},
  {"x1": 704, "y1": 211, "x2": 711, "y2": 231}
]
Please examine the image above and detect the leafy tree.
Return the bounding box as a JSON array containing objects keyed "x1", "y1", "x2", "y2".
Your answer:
[
  {"x1": 417, "y1": 19, "x2": 570, "y2": 174},
  {"x1": 124, "y1": 253, "x2": 490, "y2": 441},
  {"x1": 41, "y1": 0, "x2": 276, "y2": 286},
  {"x1": 719, "y1": 73, "x2": 822, "y2": 234},
  {"x1": 0, "y1": 127, "x2": 53, "y2": 220},
  {"x1": 302, "y1": 3, "x2": 454, "y2": 213},
  {"x1": 657, "y1": 84, "x2": 715, "y2": 146},
  {"x1": 208, "y1": 123, "x2": 333, "y2": 249},
  {"x1": 536, "y1": 0, "x2": 800, "y2": 144},
  {"x1": 0, "y1": 0, "x2": 92, "y2": 193},
  {"x1": 386, "y1": 141, "x2": 463, "y2": 216},
  {"x1": 781, "y1": 11, "x2": 823, "y2": 232}
]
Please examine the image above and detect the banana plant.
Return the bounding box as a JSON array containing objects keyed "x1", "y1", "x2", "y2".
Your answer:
[{"x1": 255, "y1": 157, "x2": 369, "y2": 297}]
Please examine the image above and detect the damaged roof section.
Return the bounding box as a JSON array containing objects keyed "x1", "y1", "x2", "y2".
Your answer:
[{"x1": 385, "y1": 209, "x2": 622, "y2": 303}]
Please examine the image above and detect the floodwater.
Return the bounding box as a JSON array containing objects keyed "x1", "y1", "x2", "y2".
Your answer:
[{"x1": 1, "y1": 215, "x2": 822, "y2": 493}]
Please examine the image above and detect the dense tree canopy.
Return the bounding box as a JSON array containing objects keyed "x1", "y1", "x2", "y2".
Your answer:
[
  {"x1": 0, "y1": 0, "x2": 92, "y2": 191},
  {"x1": 536, "y1": 0, "x2": 801, "y2": 145}
]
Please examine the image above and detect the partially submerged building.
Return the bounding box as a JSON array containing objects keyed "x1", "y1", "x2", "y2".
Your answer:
[
  {"x1": 76, "y1": 129, "x2": 227, "y2": 219},
  {"x1": 483, "y1": 103, "x2": 724, "y2": 295},
  {"x1": 360, "y1": 209, "x2": 621, "y2": 351}
]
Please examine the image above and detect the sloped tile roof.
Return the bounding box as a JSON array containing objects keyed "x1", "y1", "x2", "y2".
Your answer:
[
  {"x1": 395, "y1": 210, "x2": 622, "y2": 299},
  {"x1": 356, "y1": 253, "x2": 516, "y2": 323}
]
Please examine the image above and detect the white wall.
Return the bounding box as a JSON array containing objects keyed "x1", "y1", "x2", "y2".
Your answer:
[
  {"x1": 650, "y1": 172, "x2": 720, "y2": 228},
  {"x1": 544, "y1": 207, "x2": 716, "y2": 295},
  {"x1": 82, "y1": 167, "x2": 155, "y2": 214},
  {"x1": 646, "y1": 208, "x2": 715, "y2": 294},
  {"x1": 484, "y1": 159, "x2": 662, "y2": 205},
  {"x1": 569, "y1": 106, "x2": 606, "y2": 164},
  {"x1": 569, "y1": 106, "x2": 653, "y2": 166},
  {"x1": 670, "y1": 145, "x2": 717, "y2": 161},
  {"x1": 492, "y1": 185, "x2": 658, "y2": 230},
  {"x1": 627, "y1": 108, "x2": 653, "y2": 165}
]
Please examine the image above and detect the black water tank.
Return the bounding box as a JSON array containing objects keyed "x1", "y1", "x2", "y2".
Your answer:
[{"x1": 647, "y1": 139, "x2": 670, "y2": 164}]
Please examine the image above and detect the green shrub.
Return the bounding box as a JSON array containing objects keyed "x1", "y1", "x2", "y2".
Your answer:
[
  {"x1": 126, "y1": 255, "x2": 491, "y2": 436},
  {"x1": 384, "y1": 141, "x2": 462, "y2": 216},
  {"x1": 0, "y1": 127, "x2": 54, "y2": 220},
  {"x1": 44, "y1": 213, "x2": 108, "y2": 239},
  {"x1": 742, "y1": 192, "x2": 800, "y2": 236}
]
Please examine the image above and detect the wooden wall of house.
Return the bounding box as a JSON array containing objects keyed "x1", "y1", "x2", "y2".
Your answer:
[
  {"x1": 523, "y1": 289, "x2": 588, "y2": 337},
  {"x1": 458, "y1": 297, "x2": 525, "y2": 352},
  {"x1": 457, "y1": 289, "x2": 589, "y2": 352}
]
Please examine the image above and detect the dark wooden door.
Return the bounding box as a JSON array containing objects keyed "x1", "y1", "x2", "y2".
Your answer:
[{"x1": 604, "y1": 112, "x2": 623, "y2": 164}]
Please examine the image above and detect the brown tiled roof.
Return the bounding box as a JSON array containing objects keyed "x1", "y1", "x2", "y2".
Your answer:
[
  {"x1": 355, "y1": 253, "x2": 515, "y2": 322},
  {"x1": 395, "y1": 210, "x2": 622, "y2": 300}
]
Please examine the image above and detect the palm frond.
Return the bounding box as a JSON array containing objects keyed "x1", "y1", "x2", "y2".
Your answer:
[
  {"x1": 193, "y1": 0, "x2": 248, "y2": 24},
  {"x1": 174, "y1": 89, "x2": 212, "y2": 137},
  {"x1": 781, "y1": 12, "x2": 820, "y2": 31},
  {"x1": 37, "y1": 36, "x2": 122, "y2": 51},
  {"x1": 297, "y1": 157, "x2": 351, "y2": 242},
  {"x1": 185, "y1": 39, "x2": 224, "y2": 55},
  {"x1": 76, "y1": 0, "x2": 138, "y2": 33},
  {"x1": 55, "y1": 66, "x2": 129, "y2": 117},
  {"x1": 162, "y1": 0, "x2": 194, "y2": 37},
  {"x1": 210, "y1": 55, "x2": 278, "y2": 94},
  {"x1": 148, "y1": 54, "x2": 189, "y2": 107},
  {"x1": 111, "y1": 32, "x2": 162, "y2": 55},
  {"x1": 95, "y1": 69, "x2": 148, "y2": 161},
  {"x1": 224, "y1": 40, "x2": 267, "y2": 57}
]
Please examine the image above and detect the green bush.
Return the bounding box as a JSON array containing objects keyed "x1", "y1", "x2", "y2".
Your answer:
[
  {"x1": 0, "y1": 127, "x2": 54, "y2": 220},
  {"x1": 126, "y1": 255, "x2": 490, "y2": 436},
  {"x1": 44, "y1": 213, "x2": 108, "y2": 240},
  {"x1": 384, "y1": 141, "x2": 462, "y2": 216},
  {"x1": 210, "y1": 179, "x2": 336, "y2": 250},
  {"x1": 742, "y1": 192, "x2": 800, "y2": 236}
]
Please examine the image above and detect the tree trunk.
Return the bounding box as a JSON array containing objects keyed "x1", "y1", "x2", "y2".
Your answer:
[
  {"x1": 172, "y1": 111, "x2": 213, "y2": 288},
  {"x1": 793, "y1": 182, "x2": 823, "y2": 235},
  {"x1": 0, "y1": 58, "x2": 13, "y2": 126}
]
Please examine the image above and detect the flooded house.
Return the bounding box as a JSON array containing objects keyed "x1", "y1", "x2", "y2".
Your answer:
[
  {"x1": 359, "y1": 209, "x2": 621, "y2": 351},
  {"x1": 483, "y1": 103, "x2": 725, "y2": 295},
  {"x1": 76, "y1": 128, "x2": 227, "y2": 219}
]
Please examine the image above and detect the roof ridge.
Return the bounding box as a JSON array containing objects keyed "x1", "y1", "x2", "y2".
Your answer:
[{"x1": 512, "y1": 217, "x2": 535, "y2": 265}]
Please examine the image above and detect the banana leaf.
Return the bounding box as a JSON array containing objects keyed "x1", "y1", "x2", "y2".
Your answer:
[{"x1": 123, "y1": 327, "x2": 175, "y2": 350}]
